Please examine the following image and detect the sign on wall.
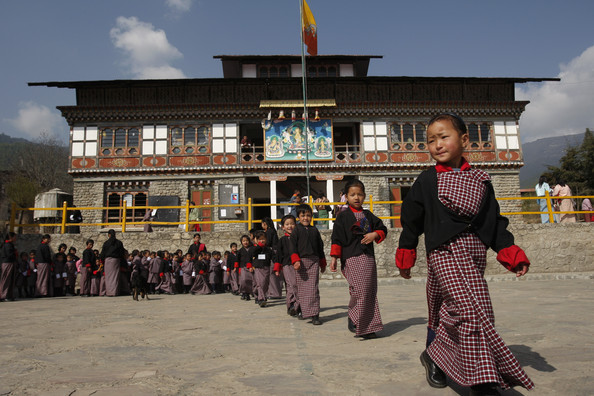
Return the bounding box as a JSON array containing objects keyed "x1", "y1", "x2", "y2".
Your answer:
[{"x1": 263, "y1": 119, "x2": 333, "y2": 162}]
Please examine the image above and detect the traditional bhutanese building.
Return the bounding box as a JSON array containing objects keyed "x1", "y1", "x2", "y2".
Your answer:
[{"x1": 30, "y1": 55, "x2": 556, "y2": 231}]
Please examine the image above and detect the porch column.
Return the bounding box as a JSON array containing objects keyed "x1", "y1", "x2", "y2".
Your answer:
[
  {"x1": 326, "y1": 179, "x2": 334, "y2": 229},
  {"x1": 270, "y1": 180, "x2": 277, "y2": 220}
]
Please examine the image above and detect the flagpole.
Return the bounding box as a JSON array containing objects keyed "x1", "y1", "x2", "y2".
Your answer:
[{"x1": 299, "y1": 0, "x2": 311, "y2": 200}]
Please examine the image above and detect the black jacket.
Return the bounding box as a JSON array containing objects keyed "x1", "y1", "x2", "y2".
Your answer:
[
  {"x1": 331, "y1": 208, "x2": 387, "y2": 260},
  {"x1": 247, "y1": 245, "x2": 276, "y2": 268},
  {"x1": 398, "y1": 167, "x2": 514, "y2": 253}
]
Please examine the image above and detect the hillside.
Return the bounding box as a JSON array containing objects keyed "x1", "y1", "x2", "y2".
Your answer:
[
  {"x1": 0, "y1": 133, "x2": 31, "y2": 170},
  {"x1": 520, "y1": 132, "x2": 585, "y2": 189}
]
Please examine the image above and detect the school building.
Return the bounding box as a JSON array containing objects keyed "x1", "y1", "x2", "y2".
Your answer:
[{"x1": 30, "y1": 55, "x2": 555, "y2": 231}]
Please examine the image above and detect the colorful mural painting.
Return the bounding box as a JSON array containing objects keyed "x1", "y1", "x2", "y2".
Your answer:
[{"x1": 263, "y1": 119, "x2": 333, "y2": 162}]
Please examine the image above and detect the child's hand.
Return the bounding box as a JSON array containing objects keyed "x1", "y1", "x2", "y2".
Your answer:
[
  {"x1": 275, "y1": 271, "x2": 280, "y2": 276},
  {"x1": 399, "y1": 268, "x2": 411, "y2": 279},
  {"x1": 515, "y1": 264, "x2": 529, "y2": 277},
  {"x1": 330, "y1": 257, "x2": 338, "y2": 272},
  {"x1": 361, "y1": 232, "x2": 378, "y2": 245},
  {"x1": 249, "y1": 268, "x2": 254, "y2": 273},
  {"x1": 293, "y1": 261, "x2": 301, "y2": 270}
]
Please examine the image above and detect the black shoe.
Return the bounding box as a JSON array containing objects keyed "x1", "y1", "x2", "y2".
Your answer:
[
  {"x1": 311, "y1": 315, "x2": 322, "y2": 325},
  {"x1": 348, "y1": 317, "x2": 356, "y2": 333},
  {"x1": 245, "y1": 294, "x2": 250, "y2": 301},
  {"x1": 259, "y1": 300, "x2": 267, "y2": 308},
  {"x1": 419, "y1": 350, "x2": 447, "y2": 388},
  {"x1": 288, "y1": 304, "x2": 297, "y2": 316},
  {"x1": 359, "y1": 332, "x2": 377, "y2": 339},
  {"x1": 469, "y1": 383, "x2": 500, "y2": 396}
]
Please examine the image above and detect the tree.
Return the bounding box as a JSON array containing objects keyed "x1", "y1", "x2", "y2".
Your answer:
[
  {"x1": 11, "y1": 132, "x2": 72, "y2": 193},
  {"x1": 5, "y1": 174, "x2": 41, "y2": 233},
  {"x1": 543, "y1": 129, "x2": 594, "y2": 195}
]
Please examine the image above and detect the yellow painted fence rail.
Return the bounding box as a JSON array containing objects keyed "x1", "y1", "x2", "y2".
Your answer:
[{"x1": 9, "y1": 192, "x2": 594, "y2": 234}]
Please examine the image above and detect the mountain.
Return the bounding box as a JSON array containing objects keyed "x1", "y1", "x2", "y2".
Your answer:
[
  {"x1": 520, "y1": 132, "x2": 585, "y2": 189},
  {"x1": 0, "y1": 133, "x2": 32, "y2": 170}
]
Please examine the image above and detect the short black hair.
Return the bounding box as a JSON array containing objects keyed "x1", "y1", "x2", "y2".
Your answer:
[
  {"x1": 428, "y1": 113, "x2": 467, "y2": 136},
  {"x1": 254, "y1": 230, "x2": 266, "y2": 240},
  {"x1": 344, "y1": 179, "x2": 366, "y2": 195},
  {"x1": 280, "y1": 214, "x2": 296, "y2": 226},
  {"x1": 296, "y1": 203, "x2": 312, "y2": 216}
]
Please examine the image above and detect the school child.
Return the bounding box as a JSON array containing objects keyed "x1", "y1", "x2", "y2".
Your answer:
[
  {"x1": 190, "y1": 251, "x2": 211, "y2": 295},
  {"x1": 52, "y1": 252, "x2": 66, "y2": 297},
  {"x1": 157, "y1": 251, "x2": 174, "y2": 295},
  {"x1": 35, "y1": 234, "x2": 53, "y2": 297},
  {"x1": 65, "y1": 253, "x2": 77, "y2": 296},
  {"x1": 181, "y1": 253, "x2": 194, "y2": 294},
  {"x1": 17, "y1": 252, "x2": 30, "y2": 298},
  {"x1": 120, "y1": 250, "x2": 132, "y2": 296},
  {"x1": 90, "y1": 249, "x2": 102, "y2": 296},
  {"x1": 263, "y1": 217, "x2": 283, "y2": 299},
  {"x1": 222, "y1": 251, "x2": 232, "y2": 292},
  {"x1": 209, "y1": 251, "x2": 223, "y2": 293},
  {"x1": 248, "y1": 231, "x2": 277, "y2": 307},
  {"x1": 0, "y1": 232, "x2": 18, "y2": 301},
  {"x1": 291, "y1": 204, "x2": 326, "y2": 325},
  {"x1": 171, "y1": 252, "x2": 183, "y2": 294},
  {"x1": 130, "y1": 249, "x2": 149, "y2": 300},
  {"x1": 80, "y1": 240, "x2": 94, "y2": 297},
  {"x1": 330, "y1": 179, "x2": 387, "y2": 339},
  {"x1": 275, "y1": 214, "x2": 299, "y2": 316},
  {"x1": 187, "y1": 233, "x2": 207, "y2": 258},
  {"x1": 68, "y1": 246, "x2": 80, "y2": 263},
  {"x1": 228, "y1": 243, "x2": 240, "y2": 295},
  {"x1": 27, "y1": 250, "x2": 37, "y2": 297},
  {"x1": 147, "y1": 250, "x2": 160, "y2": 294},
  {"x1": 237, "y1": 235, "x2": 254, "y2": 301},
  {"x1": 396, "y1": 113, "x2": 533, "y2": 394}
]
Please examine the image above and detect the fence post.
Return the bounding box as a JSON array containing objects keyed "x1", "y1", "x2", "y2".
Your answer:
[
  {"x1": 122, "y1": 201, "x2": 127, "y2": 233},
  {"x1": 545, "y1": 191, "x2": 554, "y2": 223},
  {"x1": 248, "y1": 198, "x2": 252, "y2": 230},
  {"x1": 369, "y1": 194, "x2": 374, "y2": 212},
  {"x1": 185, "y1": 200, "x2": 190, "y2": 232},
  {"x1": 9, "y1": 202, "x2": 16, "y2": 233},
  {"x1": 308, "y1": 195, "x2": 314, "y2": 225},
  {"x1": 60, "y1": 201, "x2": 68, "y2": 234}
]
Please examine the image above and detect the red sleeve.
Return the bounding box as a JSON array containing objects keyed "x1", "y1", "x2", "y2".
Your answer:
[
  {"x1": 375, "y1": 230, "x2": 386, "y2": 244},
  {"x1": 291, "y1": 253, "x2": 301, "y2": 264},
  {"x1": 330, "y1": 244, "x2": 342, "y2": 257},
  {"x1": 273, "y1": 262, "x2": 282, "y2": 272},
  {"x1": 85, "y1": 264, "x2": 91, "y2": 268},
  {"x1": 496, "y1": 245, "x2": 530, "y2": 272},
  {"x1": 159, "y1": 272, "x2": 164, "y2": 277},
  {"x1": 246, "y1": 263, "x2": 253, "y2": 269},
  {"x1": 395, "y1": 248, "x2": 416, "y2": 270},
  {"x1": 234, "y1": 262, "x2": 239, "y2": 268},
  {"x1": 199, "y1": 270, "x2": 205, "y2": 275}
]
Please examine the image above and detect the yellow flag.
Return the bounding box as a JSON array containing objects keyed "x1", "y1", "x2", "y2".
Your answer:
[{"x1": 301, "y1": 0, "x2": 317, "y2": 56}]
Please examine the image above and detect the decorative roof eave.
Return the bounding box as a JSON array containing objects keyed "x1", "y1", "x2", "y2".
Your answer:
[
  {"x1": 69, "y1": 161, "x2": 523, "y2": 178},
  {"x1": 57, "y1": 101, "x2": 529, "y2": 124}
]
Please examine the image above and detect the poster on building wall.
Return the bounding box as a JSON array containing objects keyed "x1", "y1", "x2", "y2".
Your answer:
[{"x1": 262, "y1": 119, "x2": 333, "y2": 162}]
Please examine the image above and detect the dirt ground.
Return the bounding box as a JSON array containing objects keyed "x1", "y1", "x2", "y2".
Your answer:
[{"x1": 0, "y1": 276, "x2": 592, "y2": 395}]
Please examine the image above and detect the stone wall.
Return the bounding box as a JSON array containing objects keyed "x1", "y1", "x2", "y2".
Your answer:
[
  {"x1": 13, "y1": 223, "x2": 593, "y2": 278},
  {"x1": 490, "y1": 171, "x2": 523, "y2": 223},
  {"x1": 73, "y1": 181, "x2": 104, "y2": 225}
]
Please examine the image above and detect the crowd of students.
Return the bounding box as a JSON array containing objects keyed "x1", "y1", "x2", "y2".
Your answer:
[{"x1": 0, "y1": 113, "x2": 540, "y2": 395}]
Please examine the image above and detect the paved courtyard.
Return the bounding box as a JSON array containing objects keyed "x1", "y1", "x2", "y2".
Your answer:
[{"x1": 0, "y1": 275, "x2": 592, "y2": 395}]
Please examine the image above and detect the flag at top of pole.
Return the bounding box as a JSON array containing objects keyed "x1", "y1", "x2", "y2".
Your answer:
[{"x1": 301, "y1": 0, "x2": 317, "y2": 56}]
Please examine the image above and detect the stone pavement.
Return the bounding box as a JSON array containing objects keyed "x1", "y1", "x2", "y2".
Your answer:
[{"x1": 0, "y1": 275, "x2": 592, "y2": 395}]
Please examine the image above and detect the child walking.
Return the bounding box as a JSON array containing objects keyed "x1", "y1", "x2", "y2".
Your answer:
[
  {"x1": 275, "y1": 214, "x2": 299, "y2": 316},
  {"x1": 237, "y1": 235, "x2": 254, "y2": 301},
  {"x1": 330, "y1": 179, "x2": 387, "y2": 339},
  {"x1": 396, "y1": 113, "x2": 534, "y2": 395},
  {"x1": 291, "y1": 204, "x2": 326, "y2": 325},
  {"x1": 248, "y1": 231, "x2": 276, "y2": 308}
]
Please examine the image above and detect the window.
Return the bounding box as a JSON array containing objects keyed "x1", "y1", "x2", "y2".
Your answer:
[
  {"x1": 362, "y1": 122, "x2": 388, "y2": 151},
  {"x1": 212, "y1": 123, "x2": 238, "y2": 154},
  {"x1": 390, "y1": 122, "x2": 426, "y2": 150},
  {"x1": 105, "y1": 191, "x2": 147, "y2": 224},
  {"x1": 142, "y1": 125, "x2": 168, "y2": 155},
  {"x1": 170, "y1": 125, "x2": 210, "y2": 154},
  {"x1": 100, "y1": 126, "x2": 140, "y2": 156},
  {"x1": 308, "y1": 64, "x2": 339, "y2": 77},
  {"x1": 258, "y1": 65, "x2": 290, "y2": 78},
  {"x1": 468, "y1": 122, "x2": 492, "y2": 149},
  {"x1": 71, "y1": 126, "x2": 98, "y2": 157}
]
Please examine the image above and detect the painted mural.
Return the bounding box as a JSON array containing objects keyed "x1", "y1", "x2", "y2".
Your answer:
[{"x1": 262, "y1": 119, "x2": 333, "y2": 162}]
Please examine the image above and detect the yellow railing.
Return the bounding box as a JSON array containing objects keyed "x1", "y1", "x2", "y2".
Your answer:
[{"x1": 9, "y1": 192, "x2": 594, "y2": 234}]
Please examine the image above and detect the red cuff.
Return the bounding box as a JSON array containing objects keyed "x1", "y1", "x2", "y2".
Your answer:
[
  {"x1": 85, "y1": 264, "x2": 91, "y2": 268},
  {"x1": 234, "y1": 262, "x2": 239, "y2": 268},
  {"x1": 496, "y1": 245, "x2": 530, "y2": 272},
  {"x1": 93, "y1": 270, "x2": 98, "y2": 275},
  {"x1": 330, "y1": 244, "x2": 342, "y2": 257},
  {"x1": 199, "y1": 270, "x2": 205, "y2": 275},
  {"x1": 273, "y1": 263, "x2": 282, "y2": 272},
  {"x1": 375, "y1": 230, "x2": 386, "y2": 243},
  {"x1": 395, "y1": 248, "x2": 416, "y2": 270},
  {"x1": 291, "y1": 253, "x2": 301, "y2": 264},
  {"x1": 319, "y1": 258, "x2": 327, "y2": 270},
  {"x1": 159, "y1": 272, "x2": 164, "y2": 277},
  {"x1": 246, "y1": 263, "x2": 253, "y2": 269}
]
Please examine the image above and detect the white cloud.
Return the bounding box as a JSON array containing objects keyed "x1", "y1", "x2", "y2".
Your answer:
[
  {"x1": 517, "y1": 45, "x2": 594, "y2": 142},
  {"x1": 5, "y1": 101, "x2": 63, "y2": 140},
  {"x1": 110, "y1": 16, "x2": 186, "y2": 79},
  {"x1": 166, "y1": 0, "x2": 192, "y2": 13}
]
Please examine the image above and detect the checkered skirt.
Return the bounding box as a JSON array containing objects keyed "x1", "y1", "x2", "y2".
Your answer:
[
  {"x1": 295, "y1": 257, "x2": 320, "y2": 319},
  {"x1": 425, "y1": 169, "x2": 534, "y2": 390},
  {"x1": 344, "y1": 253, "x2": 383, "y2": 336}
]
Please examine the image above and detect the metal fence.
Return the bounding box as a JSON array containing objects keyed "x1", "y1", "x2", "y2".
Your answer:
[{"x1": 9, "y1": 192, "x2": 593, "y2": 234}]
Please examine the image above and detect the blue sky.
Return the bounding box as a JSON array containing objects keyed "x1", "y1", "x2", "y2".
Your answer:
[{"x1": 2, "y1": 0, "x2": 594, "y2": 143}]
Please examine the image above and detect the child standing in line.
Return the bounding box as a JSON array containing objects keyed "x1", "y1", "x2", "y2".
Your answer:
[
  {"x1": 0, "y1": 232, "x2": 18, "y2": 301},
  {"x1": 222, "y1": 251, "x2": 231, "y2": 293},
  {"x1": 262, "y1": 217, "x2": 283, "y2": 299},
  {"x1": 17, "y1": 252, "x2": 31, "y2": 298},
  {"x1": 190, "y1": 251, "x2": 211, "y2": 295},
  {"x1": 330, "y1": 179, "x2": 387, "y2": 339},
  {"x1": 237, "y1": 235, "x2": 254, "y2": 301},
  {"x1": 291, "y1": 204, "x2": 326, "y2": 325},
  {"x1": 27, "y1": 250, "x2": 37, "y2": 297},
  {"x1": 248, "y1": 231, "x2": 276, "y2": 308},
  {"x1": 209, "y1": 251, "x2": 223, "y2": 293},
  {"x1": 65, "y1": 253, "x2": 77, "y2": 296},
  {"x1": 396, "y1": 113, "x2": 533, "y2": 395},
  {"x1": 181, "y1": 252, "x2": 194, "y2": 294},
  {"x1": 228, "y1": 243, "x2": 240, "y2": 295},
  {"x1": 275, "y1": 214, "x2": 299, "y2": 316}
]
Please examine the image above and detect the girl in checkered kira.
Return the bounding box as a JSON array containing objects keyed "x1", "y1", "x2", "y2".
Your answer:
[
  {"x1": 329, "y1": 179, "x2": 388, "y2": 339},
  {"x1": 396, "y1": 113, "x2": 534, "y2": 395}
]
